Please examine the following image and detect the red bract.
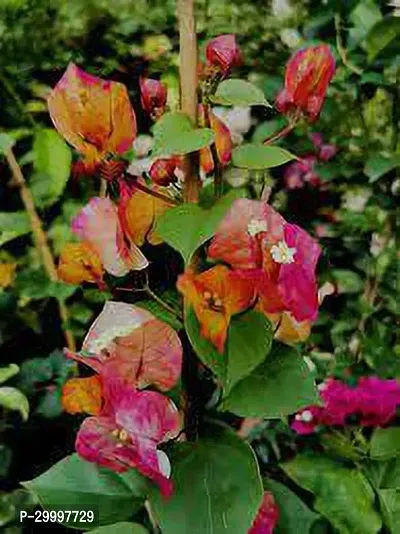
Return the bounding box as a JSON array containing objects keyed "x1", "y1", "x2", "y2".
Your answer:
[
  {"x1": 249, "y1": 491, "x2": 279, "y2": 534},
  {"x1": 149, "y1": 158, "x2": 179, "y2": 186},
  {"x1": 71, "y1": 197, "x2": 148, "y2": 276},
  {"x1": 140, "y1": 77, "x2": 167, "y2": 119},
  {"x1": 66, "y1": 301, "x2": 182, "y2": 392},
  {"x1": 75, "y1": 377, "x2": 181, "y2": 496},
  {"x1": 206, "y1": 34, "x2": 242, "y2": 74},
  {"x1": 208, "y1": 199, "x2": 321, "y2": 322},
  {"x1": 48, "y1": 63, "x2": 136, "y2": 175},
  {"x1": 276, "y1": 45, "x2": 335, "y2": 122}
]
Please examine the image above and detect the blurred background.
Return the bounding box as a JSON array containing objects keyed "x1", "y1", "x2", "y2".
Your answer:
[{"x1": 0, "y1": 0, "x2": 398, "y2": 532}]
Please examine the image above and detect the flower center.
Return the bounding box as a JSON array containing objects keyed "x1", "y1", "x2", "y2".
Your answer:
[
  {"x1": 247, "y1": 218, "x2": 268, "y2": 237},
  {"x1": 270, "y1": 240, "x2": 296, "y2": 264},
  {"x1": 203, "y1": 291, "x2": 224, "y2": 312},
  {"x1": 112, "y1": 428, "x2": 130, "y2": 443}
]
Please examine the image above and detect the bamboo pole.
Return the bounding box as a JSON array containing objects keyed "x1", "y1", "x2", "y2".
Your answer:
[
  {"x1": 4, "y1": 147, "x2": 76, "y2": 351},
  {"x1": 178, "y1": 0, "x2": 200, "y2": 203}
]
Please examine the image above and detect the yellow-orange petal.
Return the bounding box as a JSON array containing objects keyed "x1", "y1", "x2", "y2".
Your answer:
[
  {"x1": 210, "y1": 110, "x2": 232, "y2": 166},
  {"x1": 0, "y1": 263, "x2": 17, "y2": 289},
  {"x1": 266, "y1": 311, "x2": 311, "y2": 344},
  {"x1": 61, "y1": 375, "x2": 102, "y2": 415},
  {"x1": 58, "y1": 242, "x2": 104, "y2": 285}
]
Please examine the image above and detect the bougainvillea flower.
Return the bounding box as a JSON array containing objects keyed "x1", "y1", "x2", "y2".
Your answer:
[
  {"x1": 0, "y1": 263, "x2": 16, "y2": 289},
  {"x1": 66, "y1": 301, "x2": 182, "y2": 393},
  {"x1": 206, "y1": 34, "x2": 242, "y2": 74},
  {"x1": 48, "y1": 63, "x2": 136, "y2": 174},
  {"x1": 199, "y1": 105, "x2": 232, "y2": 174},
  {"x1": 249, "y1": 491, "x2": 280, "y2": 534},
  {"x1": 149, "y1": 158, "x2": 179, "y2": 186},
  {"x1": 118, "y1": 180, "x2": 172, "y2": 246},
  {"x1": 177, "y1": 265, "x2": 255, "y2": 353},
  {"x1": 75, "y1": 378, "x2": 181, "y2": 496},
  {"x1": 208, "y1": 199, "x2": 321, "y2": 322},
  {"x1": 291, "y1": 377, "x2": 400, "y2": 434},
  {"x1": 140, "y1": 77, "x2": 167, "y2": 119},
  {"x1": 71, "y1": 197, "x2": 148, "y2": 276},
  {"x1": 58, "y1": 241, "x2": 104, "y2": 286},
  {"x1": 62, "y1": 375, "x2": 102, "y2": 415},
  {"x1": 265, "y1": 311, "x2": 311, "y2": 344},
  {"x1": 276, "y1": 45, "x2": 335, "y2": 122}
]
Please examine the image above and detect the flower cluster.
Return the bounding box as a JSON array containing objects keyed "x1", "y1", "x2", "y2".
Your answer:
[
  {"x1": 283, "y1": 132, "x2": 337, "y2": 190},
  {"x1": 178, "y1": 198, "x2": 322, "y2": 352},
  {"x1": 62, "y1": 301, "x2": 182, "y2": 496},
  {"x1": 292, "y1": 376, "x2": 400, "y2": 434}
]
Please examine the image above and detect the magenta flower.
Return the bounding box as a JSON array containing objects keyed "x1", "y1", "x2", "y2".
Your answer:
[
  {"x1": 208, "y1": 199, "x2": 321, "y2": 322},
  {"x1": 71, "y1": 197, "x2": 148, "y2": 277},
  {"x1": 249, "y1": 491, "x2": 280, "y2": 534},
  {"x1": 75, "y1": 377, "x2": 181, "y2": 497},
  {"x1": 291, "y1": 377, "x2": 400, "y2": 434}
]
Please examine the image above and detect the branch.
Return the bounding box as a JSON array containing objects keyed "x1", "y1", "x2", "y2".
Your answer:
[
  {"x1": 125, "y1": 173, "x2": 181, "y2": 206},
  {"x1": 4, "y1": 147, "x2": 76, "y2": 351},
  {"x1": 178, "y1": 0, "x2": 200, "y2": 203},
  {"x1": 334, "y1": 14, "x2": 363, "y2": 76}
]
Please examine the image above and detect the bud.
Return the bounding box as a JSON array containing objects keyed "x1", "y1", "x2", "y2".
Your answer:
[
  {"x1": 205, "y1": 34, "x2": 242, "y2": 74},
  {"x1": 140, "y1": 77, "x2": 167, "y2": 119},
  {"x1": 276, "y1": 44, "x2": 335, "y2": 122},
  {"x1": 198, "y1": 104, "x2": 232, "y2": 174},
  {"x1": 149, "y1": 158, "x2": 179, "y2": 186}
]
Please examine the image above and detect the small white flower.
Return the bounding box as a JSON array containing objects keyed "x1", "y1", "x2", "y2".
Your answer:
[
  {"x1": 127, "y1": 157, "x2": 153, "y2": 176},
  {"x1": 370, "y1": 233, "x2": 385, "y2": 257},
  {"x1": 295, "y1": 414, "x2": 302, "y2": 421},
  {"x1": 317, "y1": 382, "x2": 327, "y2": 391},
  {"x1": 270, "y1": 240, "x2": 296, "y2": 264},
  {"x1": 301, "y1": 410, "x2": 313, "y2": 423},
  {"x1": 247, "y1": 218, "x2": 268, "y2": 236},
  {"x1": 272, "y1": 0, "x2": 293, "y2": 18},
  {"x1": 132, "y1": 135, "x2": 153, "y2": 158},
  {"x1": 342, "y1": 189, "x2": 371, "y2": 213}
]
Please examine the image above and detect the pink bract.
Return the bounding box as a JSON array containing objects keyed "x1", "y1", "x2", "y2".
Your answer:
[
  {"x1": 75, "y1": 378, "x2": 181, "y2": 496},
  {"x1": 206, "y1": 34, "x2": 242, "y2": 73},
  {"x1": 249, "y1": 491, "x2": 280, "y2": 534},
  {"x1": 71, "y1": 197, "x2": 148, "y2": 276}
]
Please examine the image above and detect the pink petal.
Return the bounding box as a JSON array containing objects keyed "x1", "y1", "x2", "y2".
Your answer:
[
  {"x1": 249, "y1": 491, "x2": 280, "y2": 534},
  {"x1": 72, "y1": 197, "x2": 148, "y2": 277},
  {"x1": 208, "y1": 199, "x2": 285, "y2": 270}
]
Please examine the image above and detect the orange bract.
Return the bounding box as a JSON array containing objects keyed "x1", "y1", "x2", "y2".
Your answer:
[
  {"x1": 0, "y1": 263, "x2": 17, "y2": 289},
  {"x1": 199, "y1": 105, "x2": 232, "y2": 174},
  {"x1": 265, "y1": 311, "x2": 311, "y2": 344},
  {"x1": 48, "y1": 63, "x2": 136, "y2": 174},
  {"x1": 177, "y1": 265, "x2": 254, "y2": 353},
  {"x1": 58, "y1": 241, "x2": 104, "y2": 285},
  {"x1": 62, "y1": 375, "x2": 102, "y2": 415}
]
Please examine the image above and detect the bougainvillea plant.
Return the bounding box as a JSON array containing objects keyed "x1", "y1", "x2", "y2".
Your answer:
[{"x1": 8, "y1": 3, "x2": 397, "y2": 534}]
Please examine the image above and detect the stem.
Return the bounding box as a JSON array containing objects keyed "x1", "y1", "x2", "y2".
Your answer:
[
  {"x1": 0, "y1": 73, "x2": 36, "y2": 128},
  {"x1": 4, "y1": 147, "x2": 76, "y2": 351},
  {"x1": 125, "y1": 173, "x2": 181, "y2": 205},
  {"x1": 203, "y1": 103, "x2": 223, "y2": 198},
  {"x1": 334, "y1": 14, "x2": 363, "y2": 76},
  {"x1": 178, "y1": 0, "x2": 200, "y2": 203},
  {"x1": 99, "y1": 178, "x2": 107, "y2": 197},
  {"x1": 263, "y1": 121, "x2": 297, "y2": 145},
  {"x1": 145, "y1": 500, "x2": 160, "y2": 533}
]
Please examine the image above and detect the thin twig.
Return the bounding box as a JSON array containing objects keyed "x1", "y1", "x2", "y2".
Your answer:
[
  {"x1": 144, "y1": 285, "x2": 183, "y2": 319},
  {"x1": 263, "y1": 121, "x2": 297, "y2": 145},
  {"x1": 4, "y1": 147, "x2": 76, "y2": 351},
  {"x1": 334, "y1": 14, "x2": 363, "y2": 76}
]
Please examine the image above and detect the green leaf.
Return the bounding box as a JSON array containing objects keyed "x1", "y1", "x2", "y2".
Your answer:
[
  {"x1": 0, "y1": 211, "x2": 31, "y2": 246},
  {"x1": 370, "y1": 427, "x2": 400, "y2": 460},
  {"x1": 185, "y1": 308, "x2": 272, "y2": 386},
  {"x1": 365, "y1": 17, "x2": 400, "y2": 61},
  {"x1": 31, "y1": 129, "x2": 72, "y2": 208},
  {"x1": 282, "y1": 455, "x2": 382, "y2": 534},
  {"x1": 155, "y1": 189, "x2": 245, "y2": 264},
  {"x1": 331, "y1": 269, "x2": 364, "y2": 294},
  {"x1": 0, "y1": 364, "x2": 19, "y2": 385},
  {"x1": 0, "y1": 133, "x2": 15, "y2": 154},
  {"x1": 22, "y1": 454, "x2": 149, "y2": 529},
  {"x1": 150, "y1": 425, "x2": 263, "y2": 534},
  {"x1": 0, "y1": 387, "x2": 29, "y2": 420},
  {"x1": 232, "y1": 144, "x2": 297, "y2": 170},
  {"x1": 364, "y1": 154, "x2": 400, "y2": 182},
  {"x1": 263, "y1": 478, "x2": 319, "y2": 534},
  {"x1": 152, "y1": 112, "x2": 214, "y2": 156},
  {"x1": 15, "y1": 269, "x2": 77, "y2": 301},
  {"x1": 136, "y1": 296, "x2": 183, "y2": 331},
  {"x1": 378, "y1": 489, "x2": 400, "y2": 532},
  {"x1": 211, "y1": 79, "x2": 270, "y2": 107},
  {"x1": 221, "y1": 343, "x2": 318, "y2": 417},
  {"x1": 350, "y1": 0, "x2": 382, "y2": 45},
  {"x1": 252, "y1": 118, "x2": 287, "y2": 144},
  {"x1": 87, "y1": 522, "x2": 148, "y2": 534}
]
